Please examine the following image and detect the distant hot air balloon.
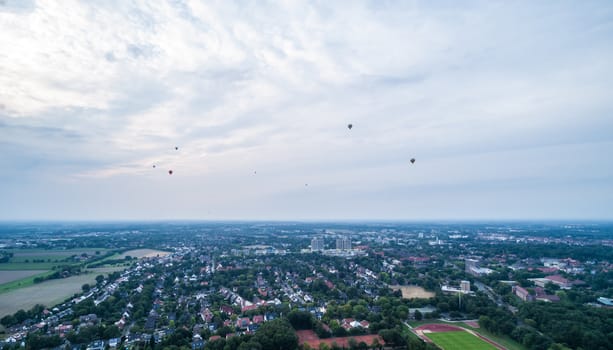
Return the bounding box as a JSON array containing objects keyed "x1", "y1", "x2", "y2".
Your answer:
[
  {"x1": 168, "y1": 170, "x2": 173, "y2": 175},
  {"x1": 347, "y1": 124, "x2": 353, "y2": 130},
  {"x1": 152, "y1": 165, "x2": 156, "y2": 168},
  {"x1": 410, "y1": 158, "x2": 416, "y2": 164},
  {"x1": 175, "y1": 146, "x2": 179, "y2": 150}
]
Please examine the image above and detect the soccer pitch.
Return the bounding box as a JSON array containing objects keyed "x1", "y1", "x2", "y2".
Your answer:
[{"x1": 426, "y1": 331, "x2": 498, "y2": 350}]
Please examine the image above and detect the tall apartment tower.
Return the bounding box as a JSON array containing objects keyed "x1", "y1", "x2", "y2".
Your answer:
[
  {"x1": 336, "y1": 236, "x2": 351, "y2": 250},
  {"x1": 311, "y1": 237, "x2": 325, "y2": 251},
  {"x1": 460, "y1": 280, "x2": 470, "y2": 293}
]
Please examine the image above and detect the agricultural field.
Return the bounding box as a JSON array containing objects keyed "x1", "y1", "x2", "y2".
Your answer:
[
  {"x1": 0, "y1": 248, "x2": 109, "y2": 271},
  {"x1": 10, "y1": 248, "x2": 108, "y2": 260},
  {"x1": 389, "y1": 285, "x2": 435, "y2": 299},
  {"x1": 0, "y1": 270, "x2": 48, "y2": 284},
  {"x1": 116, "y1": 249, "x2": 171, "y2": 259},
  {"x1": 0, "y1": 267, "x2": 125, "y2": 317},
  {"x1": 426, "y1": 331, "x2": 498, "y2": 350}
]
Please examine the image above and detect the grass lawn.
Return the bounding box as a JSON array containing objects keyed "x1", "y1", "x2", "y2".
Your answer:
[
  {"x1": 426, "y1": 331, "x2": 497, "y2": 350},
  {"x1": 462, "y1": 325, "x2": 526, "y2": 350}
]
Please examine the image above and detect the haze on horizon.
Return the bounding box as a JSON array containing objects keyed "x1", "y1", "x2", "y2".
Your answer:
[{"x1": 1, "y1": 1, "x2": 612, "y2": 221}]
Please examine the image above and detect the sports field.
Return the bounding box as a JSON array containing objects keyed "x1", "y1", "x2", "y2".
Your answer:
[
  {"x1": 389, "y1": 285, "x2": 435, "y2": 299},
  {"x1": 426, "y1": 331, "x2": 497, "y2": 350},
  {"x1": 414, "y1": 324, "x2": 506, "y2": 350}
]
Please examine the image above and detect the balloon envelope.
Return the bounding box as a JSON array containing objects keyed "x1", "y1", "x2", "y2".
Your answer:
[
  {"x1": 347, "y1": 124, "x2": 353, "y2": 130},
  {"x1": 410, "y1": 158, "x2": 415, "y2": 164},
  {"x1": 168, "y1": 170, "x2": 173, "y2": 175}
]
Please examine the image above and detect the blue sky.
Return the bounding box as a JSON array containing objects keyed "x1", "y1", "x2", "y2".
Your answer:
[{"x1": 1, "y1": 0, "x2": 612, "y2": 220}]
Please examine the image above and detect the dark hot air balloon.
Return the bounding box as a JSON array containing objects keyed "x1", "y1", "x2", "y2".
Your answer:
[
  {"x1": 410, "y1": 158, "x2": 416, "y2": 164},
  {"x1": 347, "y1": 124, "x2": 353, "y2": 130},
  {"x1": 168, "y1": 170, "x2": 173, "y2": 175},
  {"x1": 152, "y1": 165, "x2": 156, "y2": 168},
  {"x1": 175, "y1": 146, "x2": 179, "y2": 150}
]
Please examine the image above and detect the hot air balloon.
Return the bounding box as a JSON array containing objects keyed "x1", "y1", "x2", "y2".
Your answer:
[
  {"x1": 175, "y1": 146, "x2": 179, "y2": 150},
  {"x1": 168, "y1": 170, "x2": 173, "y2": 175},
  {"x1": 410, "y1": 158, "x2": 416, "y2": 164},
  {"x1": 347, "y1": 124, "x2": 353, "y2": 130},
  {"x1": 152, "y1": 165, "x2": 156, "y2": 168}
]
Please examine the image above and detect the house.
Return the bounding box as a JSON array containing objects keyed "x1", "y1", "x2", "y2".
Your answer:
[
  {"x1": 544, "y1": 275, "x2": 572, "y2": 289},
  {"x1": 241, "y1": 304, "x2": 258, "y2": 313},
  {"x1": 341, "y1": 318, "x2": 355, "y2": 326},
  {"x1": 79, "y1": 314, "x2": 98, "y2": 324},
  {"x1": 108, "y1": 338, "x2": 119, "y2": 348},
  {"x1": 252, "y1": 315, "x2": 264, "y2": 324},
  {"x1": 513, "y1": 286, "x2": 534, "y2": 301},
  {"x1": 86, "y1": 340, "x2": 104, "y2": 350},
  {"x1": 534, "y1": 288, "x2": 560, "y2": 303},
  {"x1": 200, "y1": 309, "x2": 213, "y2": 323},
  {"x1": 237, "y1": 317, "x2": 250, "y2": 329},
  {"x1": 597, "y1": 297, "x2": 613, "y2": 307},
  {"x1": 191, "y1": 334, "x2": 204, "y2": 350},
  {"x1": 220, "y1": 305, "x2": 234, "y2": 315}
]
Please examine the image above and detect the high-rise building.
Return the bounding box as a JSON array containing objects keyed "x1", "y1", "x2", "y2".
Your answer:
[
  {"x1": 311, "y1": 237, "x2": 325, "y2": 251},
  {"x1": 336, "y1": 236, "x2": 351, "y2": 250},
  {"x1": 460, "y1": 280, "x2": 470, "y2": 292}
]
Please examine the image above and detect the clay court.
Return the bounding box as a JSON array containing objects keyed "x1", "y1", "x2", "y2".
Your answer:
[
  {"x1": 413, "y1": 324, "x2": 506, "y2": 350},
  {"x1": 297, "y1": 330, "x2": 384, "y2": 348}
]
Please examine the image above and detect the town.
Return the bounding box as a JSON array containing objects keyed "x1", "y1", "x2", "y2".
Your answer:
[{"x1": 0, "y1": 222, "x2": 612, "y2": 350}]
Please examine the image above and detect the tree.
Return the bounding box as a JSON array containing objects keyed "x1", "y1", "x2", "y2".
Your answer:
[
  {"x1": 95, "y1": 275, "x2": 105, "y2": 284},
  {"x1": 437, "y1": 302, "x2": 449, "y2": 313},
  {"x1": 478, "y1": 316, "x2": 493, "y2": 331},
  {"x1": 378, "y1": 329, "x2": 405, "y2": 347},
  {"x1": 103, "y1": 325, "x2": 121, "y2": 339},
  {"x1": 82, "y1": 283, "x2": 91, "y2": 292},
  {"x1": 287, "y1": 310, "x2": 313, "y2": 330},
  {"x1": 253, "y1": 319, "x2": 298, "y2": 350},
  {"x1": 347, "y1": 337, "x2": 358, "y2": 350}
]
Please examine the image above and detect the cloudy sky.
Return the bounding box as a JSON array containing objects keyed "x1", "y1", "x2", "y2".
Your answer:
[{"x1": 1, "y1": 0, "x2": 612, "y2": 221}]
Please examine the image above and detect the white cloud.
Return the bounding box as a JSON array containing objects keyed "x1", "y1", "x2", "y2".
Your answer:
[{"x1": 0, "y1": 0, "x2": 612, "y2": 219}]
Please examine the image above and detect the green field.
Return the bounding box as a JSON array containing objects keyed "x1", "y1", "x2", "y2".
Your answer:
[{"x1": 426, "y1": 331, "x2": 497, "y2": 350}]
